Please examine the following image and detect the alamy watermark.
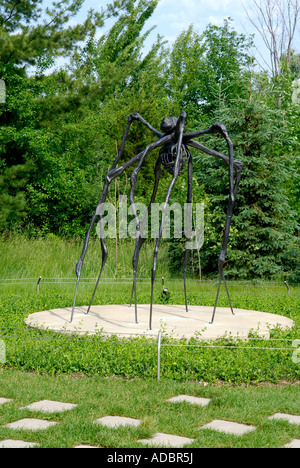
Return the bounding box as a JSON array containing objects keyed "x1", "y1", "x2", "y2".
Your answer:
[
  {"x1": 0, "y1": 80, "x2": 6, "y2": 104},
  {"x1": 0, "y1": 340, "x2": 5, "y2": 364},
  {"x1": 292, "y1": 78, "x2": 300, "y2": 105},
  {"x1": 292, "y1": 340, "x2": 300, "y2": 365},
  {"x1": 96, "y1": 197, "x2": 204, "y2": 250}
]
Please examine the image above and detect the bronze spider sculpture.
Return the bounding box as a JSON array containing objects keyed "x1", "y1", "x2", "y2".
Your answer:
[{"x1": 71, "y1": 111, "x2": 243, "y2": 328}]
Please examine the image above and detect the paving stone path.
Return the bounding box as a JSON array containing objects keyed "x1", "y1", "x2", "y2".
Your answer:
[
  {"x1": 20, "y1": 399, "x2": 77, "y2": 414},
  {"x1": 5, "y1": 418, "x2": 58, "y2": 431},
  {"x1": 94, "y1": 416, "x2": 141, "y2": 429},
  {"x1": 0, "y1": 396, "x2": 299, "y2": 448},
  {"x1": 200, "y1": 419, "x2": 256, "y2": 436}
]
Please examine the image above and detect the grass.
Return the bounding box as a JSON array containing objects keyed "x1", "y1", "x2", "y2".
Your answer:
[
  {"x1": 0, "y1": 368, "x2": 299, "y2": 448},
  {"x1": 0, "y1": 235, "x2": 171, "y2": 280}
]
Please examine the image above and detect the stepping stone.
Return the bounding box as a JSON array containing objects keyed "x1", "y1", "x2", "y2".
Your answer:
[
  {"x1": 0, "y1": 439, "x2": 39, "y2": 448},
  {"x1": 138, "y1": 432, "x2": 195, "y2": 448},
  {"x1": 167, "y1": 395, "x2": 211, "y2": 407},
  {"x1": 0, "y1": 398, "x2": 12, "y2": 406},
  {"x1": 268, "y1": 413, "x2": 300, "y2": 425},
  {"x1": 201, "y1": 419, "x2": 256, "y2": 436},
  {"x1": 74, "y1": 445, "x2": 100, "y2": 448},
  {"x1": 21, "y1": 399, "x2": 77, "y2": 413},
  {"x1": 284, "y1": 439, "x2": 300, "y2": 448},
  {"x1": 94, "y1": 416, "x2": 141, "y2": 428},
  {"x1": 5, "y1": 418, "x2": 58, "y2": 431}
]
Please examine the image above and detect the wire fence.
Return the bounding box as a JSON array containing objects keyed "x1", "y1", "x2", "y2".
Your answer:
[
  {"x1": 0, "y1": 277, "x2": 298, "y2": 379},
  {"x1": 0, "y1": 326, "x2": 299, "y2": 381},
  {"x1": 0, "y1": 276, "x2": 298, "y2": 290}
]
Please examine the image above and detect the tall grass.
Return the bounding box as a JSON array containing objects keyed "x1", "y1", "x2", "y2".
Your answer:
[
  {"x1": 1, "y1": 235, "x2": 297, "y2": 305},
  {"x1": 0, "y1": 235, "x2": 171, "y2": 280}
]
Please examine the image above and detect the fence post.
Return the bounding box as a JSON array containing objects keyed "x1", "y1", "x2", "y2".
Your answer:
[
  {"x1": 37, "y1": 276, "x2": 42, "y2": 293},
  {"x1": 0, "y1": 80, "x2": 5, "y2": 104},
  {"x1": 284, "y1": 281, "x2": 290, "y2": 294},
  {"x1": 157, "y1": 331, "x2": 162, "y2": 381}
]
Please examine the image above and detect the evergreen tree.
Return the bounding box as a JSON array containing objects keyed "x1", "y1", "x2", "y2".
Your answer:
[
  {"x1": 167, "y1": 22, "x2": 297, "y2": 280},
  {"x1": 0, "y1": 0, "x2": 129, "y2": 70},
  {"x1": 201, "y1": 93, "x2": 296, "y2": 279}
]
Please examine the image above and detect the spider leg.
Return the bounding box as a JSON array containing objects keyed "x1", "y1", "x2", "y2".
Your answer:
[
  {"x1": 130, "y1": 156, "x2": 162, "y2": 323},
  {"x1": 113, "y1": 113, "x2": 163, "y2": 171},
  {"x1": 184, "y1": 154, "x2": 193, "y2": 313},
  {"x1": 210, "y1": 200, "x2": 235, "y2": 324},
  {"x1": 127, "y1": 138, "x2": 169, "y2": 323},
  {"x1": 210, "y1": 162, "x2": 243, "y2": 324},
  {"x1": 70, "y1": 113, "x2": 166, "y2": 323},
  {"x1": 86, "y1": 136, "x2": 170, "y2": 317},
  {"x1": 186, "y1": 139, "x2": 243, "y2": 324},
  {"x1": 149, "y1": 111, "x2": 187, "y2": 330},
  {"x1": 184, "y1": 122, "x2": 234, "y2": 202}
]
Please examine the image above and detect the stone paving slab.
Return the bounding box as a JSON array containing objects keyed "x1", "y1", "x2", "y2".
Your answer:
[
  {"x1": 201, "y1": 419, "x2": 256, "y2": 435},
  {"x1": 94, "y1": 416, "x2": 141, "y2": 428},
  {"x1": 5, "y1": 418, "x2": 58, "y2": 431},
  {"x1": 138, "y1": 432, "x2": 195, "y2": 448},
  {"x1": 284, "y1": 439, "x2": 300, "y2": 448},
  {"x1": 21, "y1": 400, "x2": 77, "y2": 413},
  {"x1": 74, "y1": 445, "x2": 100, "y2": 448},
  {"x1": 0, "y1": 398, "x2": 12, "y2": 406},
  {"x1": 0, "y1": 439, "x2": 39, "y2": 448},
  {"x1": 268, "y1": 413, "x2": 300, "y2": 425},
  {"x1": 167, "y1": 395, "x2": 211, "y2": 407}
]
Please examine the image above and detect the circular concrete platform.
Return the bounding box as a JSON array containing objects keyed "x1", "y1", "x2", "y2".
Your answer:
[{"x1": 25, "y1": 304, "x2": 294, "y2": 340}]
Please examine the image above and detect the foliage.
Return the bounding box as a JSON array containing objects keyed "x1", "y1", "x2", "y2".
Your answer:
[
  {"x1": 163, "y1": 20, "x2": 254, "y2": 121},
  {"x1": 200, "y1": 96, "x2": 296, "y2": 279},
  {"x1": 0, "y1": 0, "x2": 124, "y2": 233},
  {"x1": 167, "y1": 50, "x2": 299, "y2": 279},
  {"x1": 0, "y1": 2, "x2": 299, "y2": 280}
]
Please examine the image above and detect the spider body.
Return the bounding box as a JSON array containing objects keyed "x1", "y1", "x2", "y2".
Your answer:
[
  {"x1": 158, "y1": 115, "x2": 191, "y2": 175},
  {"x1": 71, "y1": 111, "x2": 243, "y2": 329},
  {"x1": 159, "y1": 142, "x2": 191, "y2": 175}
]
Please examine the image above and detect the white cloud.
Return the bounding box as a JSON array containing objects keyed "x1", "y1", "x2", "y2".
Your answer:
[
  {"x1": 208, "y1": 15, "x2": 228, "y2": 26},
  {"x1": 153, "y1": 0, "x2": 248, "y2": 32}
]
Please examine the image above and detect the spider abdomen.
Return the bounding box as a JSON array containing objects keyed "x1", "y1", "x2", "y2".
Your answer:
[{"x1": 159, "y1": 143, "x2": 191, "y2": 175}]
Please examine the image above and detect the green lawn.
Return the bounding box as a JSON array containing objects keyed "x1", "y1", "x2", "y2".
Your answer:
[{"x1": 0, "y1": 368, "x2": 299, "y2": 448}]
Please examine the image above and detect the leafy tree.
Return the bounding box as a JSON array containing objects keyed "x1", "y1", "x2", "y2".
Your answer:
[
  {"x1": 0, "y1": 0, "x2": 129, "y2": 70},
  {"x1": 0, "y1": 0, "x2": 144, "y2": 234},
  {"x1": 163, "y1": 19, "x2": 254, "y2": 123},
  {"x1": 61, "y1": 0, "x2": 171, "y2": 214}
]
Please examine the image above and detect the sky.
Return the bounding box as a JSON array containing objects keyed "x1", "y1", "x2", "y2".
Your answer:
[
  {"x1": 77, "y1": 0, "x2": 252, "y2": 37},
  {"x1": 70, "y1": 0, "x2": 271, "y2": 69},
  {"x1": 40, "y1": 0, "x2": 279, "y2": 73},
  {"x1": 140, "y1": 0, "x2": 252, "y2": 43}
]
